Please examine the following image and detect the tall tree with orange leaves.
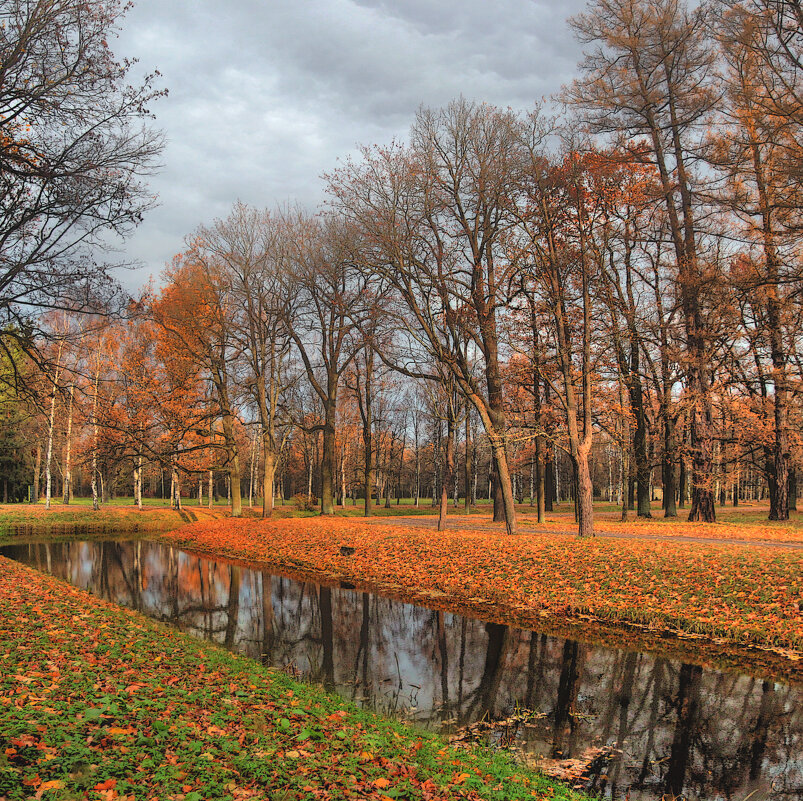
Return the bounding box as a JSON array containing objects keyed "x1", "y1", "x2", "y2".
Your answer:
[
  {"x1": 709, "y1": 7, "x2": 803, "y2": 518},
  {"x1": 151, "y1": 250, "x2": 245, "y2": 516},
  {"x1": 564, "y1": 0, "x2": 721, "y2": 522}
]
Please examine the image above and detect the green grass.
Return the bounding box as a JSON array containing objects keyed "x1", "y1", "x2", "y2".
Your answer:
[
  {"x1": 24, "y1": 495, "x2": 228, "y2": 508},
  {"x1": 0, "y1": 556, "x2": 586, "y2": 801}
]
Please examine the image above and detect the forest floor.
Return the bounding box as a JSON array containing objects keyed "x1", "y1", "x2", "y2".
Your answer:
[
  {"x1": 363, "y1": 508, "x2": 803, "y2": 547},
  {"x1": 0, "y1": 556, "x2": 583, "y2": 801}
]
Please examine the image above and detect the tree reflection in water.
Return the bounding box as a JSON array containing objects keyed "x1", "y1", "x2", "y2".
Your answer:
[{"x1": 4, "y1": 540, "x2": 802, "y2": 801}]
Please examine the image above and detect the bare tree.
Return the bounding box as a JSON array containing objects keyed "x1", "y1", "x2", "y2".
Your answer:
[
  {"x1": 0, "y1": 0, "x2": 164, "y2": 357},
  {"x1": 329, "y1": 100, "x2": 522, "y2": 534},
  {"x1": 282, "y1": 212, "x2": 370, "y2": 516},
  {"x1": 196, "y1": 203, "x2": 294, "y2": 517}
]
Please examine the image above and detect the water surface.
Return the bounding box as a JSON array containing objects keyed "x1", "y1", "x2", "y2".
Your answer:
[{"x1": 3, "y1": 540, "x2": 801, "y2": 801}]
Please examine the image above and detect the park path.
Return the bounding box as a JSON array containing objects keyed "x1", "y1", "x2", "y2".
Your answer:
[{"x1": 360, "y1": 513, "x2": 803, "y2": 550}]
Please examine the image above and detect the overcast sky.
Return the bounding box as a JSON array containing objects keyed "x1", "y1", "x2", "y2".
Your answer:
[{"x1": 112, "y1": 0, "x2": 587, "y2": 289}]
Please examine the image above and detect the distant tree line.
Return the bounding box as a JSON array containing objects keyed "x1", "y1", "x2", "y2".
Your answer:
[{"x1": 1, "y1": 0, "x2": 802, "y2": 534}]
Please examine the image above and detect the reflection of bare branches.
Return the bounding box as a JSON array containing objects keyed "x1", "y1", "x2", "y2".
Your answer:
[{"x1": 4, "y1": 538, "x2": 802, "y2": 801}]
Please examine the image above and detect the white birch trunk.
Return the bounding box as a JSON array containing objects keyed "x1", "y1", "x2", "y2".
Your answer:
[
  {"x1": 91, "y1": 352, "x2": 101, "y2": 511},
  {"x1": 45, "y1": 340, "x2": 64, "y2": 510},
  {"x1": 172, "y1": 460, "x2": 181, "y2": 510},
  {"x1": 45, "y1": 388, "x2": 57, "y2": 510},
  {"x1": 136, "y1": 453, "x2": 143, "y2": 510}
]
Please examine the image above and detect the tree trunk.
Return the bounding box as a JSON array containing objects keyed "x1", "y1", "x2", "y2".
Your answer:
[
  {"x1": 136, "y1": 453, "x2": 143, "y2": 510},
  {"x1": 171, "y1": 461, "x2": 182, "y2": 511},
  {"x1": 491, "y1": 440, "x2": 517, "y2": 534},
  {"x1": 341, "y1": 439, "x2": 347, "y2": 509},
  {"x1": 414, "y1": 431, "x2": 420, "y2": 508},
  {"x1": 576, "y1": 452, "x2": 594, "y2": 537},
  {"x1": 564, "y1": 399, "x2": 594, "y2": 537},
  {"x1": 320, "y1": 400, "x2": 336, "y2": 515},
  {"x1": 62, "y1": 385, "x2": 74, "y2": 505},
  {"x1": 545, "y1": 446, "x2": 554, "y2": 511},
  {"x1": 32, "y1": 443, "x2": 41, "y2": 503},
  {"x1": 464, "y1": 413, "x2": 472, "y2": 513},
  {"x1": 248, "y1": 432, "x2": 256, "y2": 509},
  {"x1": 220, "y1": 411, "x2": 242, "y2": 517},
  {"x1": 45, "y1": 383, "x2": 58, "y2": 510},
  {"x1": 363, "y1": 416, "x2": 373, "y2": 517},
  {"x1": 90, "y1": 355, "x2": 101, "y2": 511},
  {"x1": 230, "y1": 458, "x2": 241, "y2": 516},
  {"x1": 768, "y1": 352, "x2": 789, "y2": 520},
  {"x1": 620, "y1": 442, "x2": 630, "y2": 521},
  {"x1": 634, "y1": 393, "x2": 651, "y2": 518},
  {"x1": 438, "y1": 412, "x2": 455, "y2": 531},
  {"x1": 663, "y1": 412, "x2": 677, "y2": 518},
  {"x1": 467, "y1": 392, "x2": 517, "y2": 534},
  {"x1": 678, "y1": 456, "x2": 687, "y2": 508},
  {"x1": 262, "y1": 443, "x2": 276, "y2": 518},
  {"x1": 535, "y1": 435, "x2": 545, "y2": 523},
  {"x1": 491, "y1": 470, "x2": 505, "y2": 521},
  {"x1": 384, "y1": 444, "x2": 392, "y2": 508}
]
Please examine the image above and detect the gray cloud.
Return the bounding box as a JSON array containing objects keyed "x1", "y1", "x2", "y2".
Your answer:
[{"x1": 110, "y1": 0, "x2": 587, "y2": 289}]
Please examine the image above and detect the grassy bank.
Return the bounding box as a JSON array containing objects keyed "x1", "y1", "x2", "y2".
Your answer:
[
  {"x1": 0, "y1": 504, "x2": 230, "y2": 546},
  {"x1": 0, "y1": 504, "x2": 188, "y2": 538},
  {"x1": 0, "y1": 556, "x2": 583, "y2": 801},
  {"x1": 159, "y1": 517, "x2": 803, "y2": 660}
]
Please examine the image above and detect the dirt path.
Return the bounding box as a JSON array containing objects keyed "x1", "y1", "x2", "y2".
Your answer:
[{"x1": 360, "y1": 513, "x2": 803, "y2": 549}]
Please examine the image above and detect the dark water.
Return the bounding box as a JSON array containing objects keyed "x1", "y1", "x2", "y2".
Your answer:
[{"x1": 2, "y1": 540, "x2": 801, "y2": 801}]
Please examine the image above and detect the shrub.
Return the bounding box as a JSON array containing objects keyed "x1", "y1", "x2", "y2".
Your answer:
[{"x1": 292, "y1": 492, "x2": 318, "y2": 512}]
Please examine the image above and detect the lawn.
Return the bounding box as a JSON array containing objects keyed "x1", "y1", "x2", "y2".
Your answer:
[{"x1": 0, "y1": 556, "x2": 584, "y2": 801}]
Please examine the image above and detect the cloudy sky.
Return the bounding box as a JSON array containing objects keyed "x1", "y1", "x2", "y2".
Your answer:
[{"x1": 113, "y1": 0, "x2": 587, "y2": 289}]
